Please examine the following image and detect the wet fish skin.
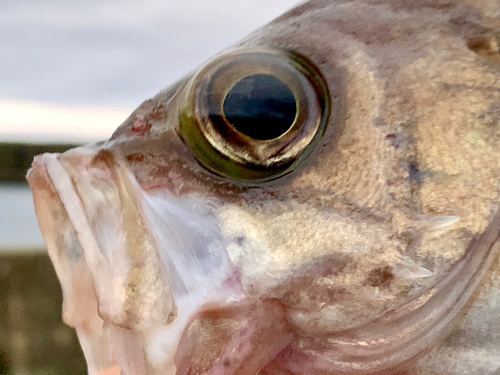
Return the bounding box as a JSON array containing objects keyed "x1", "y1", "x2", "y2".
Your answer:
[{"x1": 27, "y1": 0, "x2": 500, "y2": 374}]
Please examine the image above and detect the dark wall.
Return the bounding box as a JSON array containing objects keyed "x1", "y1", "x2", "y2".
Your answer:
[
  {"x1": 0, "y1": 143, "x2": 78, "y2": 182},
  {"x1": 0, "y1": 253, "x2": 87, "y2": 375}
]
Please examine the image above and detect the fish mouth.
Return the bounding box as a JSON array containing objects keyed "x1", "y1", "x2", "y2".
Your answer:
[
  {"x1": 27, "y1": 148, "x2": 293, "y2": 375},
  {"x1": 28, "y1": 149, "x2": 178, "y2": 325},
  {"x1": 28, "y1": 149, "x2": 201, "y2": 374},
  {"x1": 27, "y1": 151, "x2": 119, "y2": 374}
]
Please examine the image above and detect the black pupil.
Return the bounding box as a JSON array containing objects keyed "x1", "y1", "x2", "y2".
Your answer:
[{"x1": 223, "y1": 74, "x2": 297, "y2": 140}]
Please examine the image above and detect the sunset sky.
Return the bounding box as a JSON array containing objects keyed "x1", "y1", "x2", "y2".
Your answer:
[{"x1": 0, "y1": 0, "x2": 299, "y2": 143}]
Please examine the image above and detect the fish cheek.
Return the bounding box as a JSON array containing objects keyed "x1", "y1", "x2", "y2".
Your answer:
[
  {"x1": 217, "y1": 197, "x2": 418, "y2": 332},
  {"x1": 401, "y1": 44, "x2": 500, "y2": 271}
]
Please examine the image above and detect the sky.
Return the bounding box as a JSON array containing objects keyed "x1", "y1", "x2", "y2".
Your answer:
[
  {"x1": 0, "y1": 0, "x2": 300, "y2": 251},
  {"x1": 0, "y1": 0, "x2": 300, "y2": 143}
]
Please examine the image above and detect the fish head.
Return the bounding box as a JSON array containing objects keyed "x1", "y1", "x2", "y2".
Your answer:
[{"x1": 27, "y1": 1, "x2": 500, "y2": 374}]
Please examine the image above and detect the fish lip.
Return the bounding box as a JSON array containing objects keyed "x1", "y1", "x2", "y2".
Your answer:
[
  {"x1": 33, "y1": 152, "x2": 108, "y2": 270},
  {"x1": 28, "y1": 151, "x2": 188, "y2": 373},
  {"x1": 28, "y1": 153, "x2": 120, "y2": 374},
  {"x1": 28, "y1": 152, "x2": 120, "y2": 319},
  {"x1": 29, "y1": 149, "x2": 181, "y2": 328}
]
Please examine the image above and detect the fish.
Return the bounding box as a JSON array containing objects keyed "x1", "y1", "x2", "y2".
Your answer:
[{"x1": 27, "y1": 0, "x2": 500, "y2": 374}]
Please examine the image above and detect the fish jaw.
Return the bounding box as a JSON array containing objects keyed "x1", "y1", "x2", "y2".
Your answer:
[
  {"x1": 28, "y1": 148, "x2": 179, "y2": 329},
  {"x1": 27, "y1": 152, "x2": 117, "y2": 374},
  {"x1": 27, "y1": 147, "x2": 293, "y2": 375}
]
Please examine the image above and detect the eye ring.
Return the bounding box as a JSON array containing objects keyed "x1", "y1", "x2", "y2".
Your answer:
[{"x1": 179, "y1": 48, "x2": 330, "y2": 182}]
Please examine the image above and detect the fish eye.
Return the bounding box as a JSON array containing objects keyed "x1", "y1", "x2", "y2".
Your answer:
[{"x1": 179, "y1": 49, "x2": 330, "y2": 182}]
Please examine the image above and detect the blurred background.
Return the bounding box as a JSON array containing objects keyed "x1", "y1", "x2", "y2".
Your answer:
[{"x1": 0, "y1": 1, "x2": 298, "y2": 373}]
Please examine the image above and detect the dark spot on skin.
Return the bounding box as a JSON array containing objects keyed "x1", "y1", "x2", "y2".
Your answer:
[
  {"x1": 274, "y1": 254, "x2": 353, "y2": 307},
  {"x1": 131, "y1": 118, "x2": 152, "y2": 136},
  {"x1": 467, "y1": 36, "x2": 493, "y2": 52},
  {"x1": 223, "y1": 359, "x2": 231, "y2": 367},
  {"x1": 467, "y1": 36, "x2": 500, "y2": 66},
  {"x1": 374, "y1": 116, "x2": 386, "y2": 127},
  {"x1": 167, "y1": 312, "x2": 176, "y2": 324},
  {"x1": 408, "y1": 162, "x2": 421, "y2": 184},
  {"x1": 385, "y1": 133, "x2": 405, "y2": 149},
  {"x1": 448, "y1": 16, "x2": 500, "y2": 66},
  {"x1": 365, "y1": 266, "x2": 395, "y2": 289},
  {"x1": 125, "y1": 153, "x2": 146, "y2": 163},
  {"x1": 236, "y1": 236, "x2": 245, "y2": 246},
  {"x1": 90, "y1": 149, "x2": 116, "y2": 170}
]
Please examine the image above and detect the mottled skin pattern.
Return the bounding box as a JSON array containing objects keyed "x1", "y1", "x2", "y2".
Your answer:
[{"x1": 27, "y1": 1, "x2": 500, "y2": 374}]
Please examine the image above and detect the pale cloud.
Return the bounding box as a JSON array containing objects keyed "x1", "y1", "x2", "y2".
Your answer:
[
  {"x1": 0, "y1": 0, "x2": 299, "y2": 142},
  {"x1": 0, "y1": 100, "x2": 130, "y2": 143},
  {"x1": 0, "y1": 0, "x2": 299, "y2": 107}
]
